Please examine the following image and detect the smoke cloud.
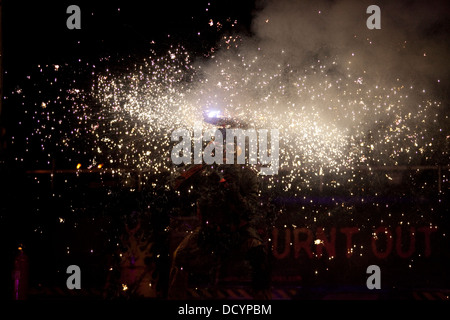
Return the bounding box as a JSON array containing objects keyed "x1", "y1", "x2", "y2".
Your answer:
[
  {"x1": 184, "y1": 0, "x2": 449, "y2": 169},
  {"x1": 250, "y1": 0, "x2": 450, "y2": 87}
]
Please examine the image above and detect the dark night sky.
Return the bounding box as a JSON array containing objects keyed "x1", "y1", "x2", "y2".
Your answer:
[
  {"x1": 2, "y1": 0, "x2": 256, "y2": 84},
  {"x1": 3, "y1": 0, "x2": 449, "y2": 94},
  {"x1": 1, "y1": 0, "x2": 257, "y2": 148}
]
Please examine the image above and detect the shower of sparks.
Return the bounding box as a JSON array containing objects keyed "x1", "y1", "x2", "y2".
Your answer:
[
  {"x1": 4, "y1": 5, "x2": 449, "y2": 290},
  {"x1": 11, "y1": 33, "x2": 448, "y2": 193}
]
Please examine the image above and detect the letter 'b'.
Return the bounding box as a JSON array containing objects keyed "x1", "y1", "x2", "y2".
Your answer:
[{"x1": 66, "y1": 265, "x2": 81, "y2": 289}]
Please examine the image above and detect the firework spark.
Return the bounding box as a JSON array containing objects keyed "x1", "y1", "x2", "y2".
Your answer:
[{"x1": 11, "y1": 5, "x2": 448, "y2": 194}]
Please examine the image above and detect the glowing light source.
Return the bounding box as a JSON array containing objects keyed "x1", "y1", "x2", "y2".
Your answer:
[{"x1": 207, "y1": 110, "x2": 221, "y2": 118}]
